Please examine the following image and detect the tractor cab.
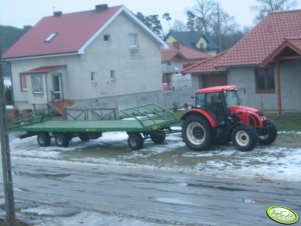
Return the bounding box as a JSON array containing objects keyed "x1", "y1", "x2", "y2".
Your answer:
[{"x1": 195, "y1": 85, "x2": 240, "y2": 125}]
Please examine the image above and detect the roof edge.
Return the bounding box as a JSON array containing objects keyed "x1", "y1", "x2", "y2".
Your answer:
[{"x1": 3, "y1": 51, "x2": 79, "y2": 61}]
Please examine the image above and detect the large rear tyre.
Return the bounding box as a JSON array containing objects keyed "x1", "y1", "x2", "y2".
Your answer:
[
  {"x1": 182, "y1": 115, "x2": 213, "y2": 151},
  {"x1": 37, "y1": 133, "x2": 50, "y2": 147},
  {"x1": 150, "y1": 132, "x2": 166, "y2": 144},
  {"x1": 127, "y1": 134, "x2": 144, "y2": 150},
  {"x1": 231, "y1": 124, "x2": 257, "y2": 151},
  {"x1": 55, "y1": 133, "x2": 70, "y2": 147},
  {"x1": 258, "y1": 120, "x2": 277, "y2": 145}
]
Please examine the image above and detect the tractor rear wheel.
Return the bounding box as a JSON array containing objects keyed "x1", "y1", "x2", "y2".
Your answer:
[
  {"x1": 182, "y1": 115, "x2": 213, "y2": 151},
  {"x1": 127, "y1": 133, "x2": 144, "y2": 150},
  {"x1": 37, "y1": 132, "x2": 50, "y2": 147},
  {"x1": 231, "y1": 124, "x2": 257, "y2": 151},
  {"x1": 258, "y1": 120, "x2": 277, "y2": 145}
]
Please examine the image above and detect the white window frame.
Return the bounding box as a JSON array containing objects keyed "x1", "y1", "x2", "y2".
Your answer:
[
  {"x1": 31, "y1": 74, "x2": 44, "y2": 94},
  {"x1": 128, "y1": 33, "x2": 138, "y2": 48},
  {"x1": 20, "y1": 74, "x2": 28, "y2": 91}
]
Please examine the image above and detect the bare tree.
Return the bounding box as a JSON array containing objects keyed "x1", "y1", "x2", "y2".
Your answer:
[
  {"x1": 250, "y1": 0, "x2": 297, "y2": 21},
  {"x1": 186, "y1": 0, "x2": 241, "y2": 50},
  {"x1": 172, "y1": 20, "x2": 187, "y2": 32}
]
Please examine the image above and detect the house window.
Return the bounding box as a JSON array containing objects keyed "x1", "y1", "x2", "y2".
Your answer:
[
  {"x1": 129, "y1": 33, "x2": 138, "y2": 47},
  {"x1": 110, "y1": 70, "x2": 116, "y2": 81},
  {"x1": 44, "y1": 32, "x2": 57, "y2": 42},
  {"x1": 20, "y1": 74, "x2": 28, "y2": 91},
  {"x1": 31, "y1": 74, "x2": 43, "y2": 93},
  {"x1": 103, "y1": 34, "x2": 110, "y2": 41},
  {"x1": 255, "y1": 67, "x2": 275, "y2": 93},
  {"x1": 91, "y1": 72, "x2": 95, "y2": 81}
]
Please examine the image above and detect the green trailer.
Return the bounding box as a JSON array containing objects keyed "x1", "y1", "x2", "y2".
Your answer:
[{"x1": 9, "y1": 104, "x2": 180, "y2": 150}]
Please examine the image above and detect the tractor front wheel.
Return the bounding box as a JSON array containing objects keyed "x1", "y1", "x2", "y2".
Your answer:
[
  {"x1": 258, "y1": 120, "x2": 277, "y2": 145},
  {"x1": 231, "y1": 124, "x2": 257, "y2": 151},
  {"x1": 182, "y1": 115, "x2": 213, "y2": 151}
]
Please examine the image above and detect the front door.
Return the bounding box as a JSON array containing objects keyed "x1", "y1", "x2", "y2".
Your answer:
[{"x1": 52, "y1": 74, "x2": 62, "y2": 101}]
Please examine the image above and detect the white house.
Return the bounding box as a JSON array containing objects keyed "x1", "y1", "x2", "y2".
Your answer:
[{"x1": 3, "y1": 4, "x2": 167, "y2": 113}]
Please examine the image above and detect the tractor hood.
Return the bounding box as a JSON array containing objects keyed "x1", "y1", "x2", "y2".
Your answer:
[{"x1": 229, "y1": 105, "x2": 260, "y2": 114}]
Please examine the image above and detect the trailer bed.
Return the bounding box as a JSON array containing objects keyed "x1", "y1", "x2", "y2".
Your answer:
[
  {"x1": 9, "y1": 104, "x2": 180, "y2": 150},
  {"x1": 13, "y1": 119, "x2": 174, "y2": 133}
]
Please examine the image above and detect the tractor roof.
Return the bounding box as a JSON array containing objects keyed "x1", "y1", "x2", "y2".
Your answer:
[{"x1": 196, "y1": 85, "x2": 238, "y2": 94}]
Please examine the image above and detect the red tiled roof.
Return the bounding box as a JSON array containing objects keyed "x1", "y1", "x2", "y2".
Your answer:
[
  {"x1": 182, "y1": 51, "x2": 228, "y2": 74},
  {"x1": 21, "y1": 65, "x2": 66, "y2": 74},
  {"x1": 184, "y1": 10, "x2": 301, "y2": 74},
  {"x1": 3, "y1": 6, "x2": 122, "y2": 59},
  {"x1": 161, "y1": 42, "x2": 210, "y2": 62}
]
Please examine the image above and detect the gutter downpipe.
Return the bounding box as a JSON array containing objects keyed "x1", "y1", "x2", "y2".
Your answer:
[{"x1": 275, "y1": 60, "x2": 282, "y2": 114}]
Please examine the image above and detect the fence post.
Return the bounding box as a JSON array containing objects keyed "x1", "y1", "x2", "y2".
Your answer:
[{"x1": 0, "y1": 57, "x2": 16, "y2": 225}]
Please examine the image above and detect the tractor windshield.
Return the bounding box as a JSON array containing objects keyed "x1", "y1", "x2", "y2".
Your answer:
[{"x1": 225, "y1": 90, "x2": 240, "y2": 107}]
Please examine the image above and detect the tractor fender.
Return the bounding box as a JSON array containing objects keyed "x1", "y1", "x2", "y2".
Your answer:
[{"x1": 181, "y1": 108, "x2": 218, "y2": 128}]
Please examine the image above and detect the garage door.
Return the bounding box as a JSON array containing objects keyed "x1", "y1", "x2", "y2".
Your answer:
[{"x1": 202, "y1": 74, "x2": 227, "y2": 88}]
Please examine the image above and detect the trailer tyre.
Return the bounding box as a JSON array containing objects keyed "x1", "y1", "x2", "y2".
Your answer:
[
  {"x1": 127, "y1": 134, "x2": 144, "y2": 150},
  {"x1": 231, "y1": 124, "x2": 257, "y2": 151},
  {"x1": 79, "y1": 133, "x2": 90, "y2": 142},
  {"x1": 55, "y1": 133, "x2": 69, "y2": 147},
  {"x1": 150, "y1": 132, "x2": 166, "y2": 144},
  {"x1": 182, "y1": 115, "x2": 213, "y2": 151},
  {"x1": 37, "y1": 133, "x2": 50, "y2": 147},
  {"x1": 258, "y1": 120, "x2": 277, "y2": 145}
]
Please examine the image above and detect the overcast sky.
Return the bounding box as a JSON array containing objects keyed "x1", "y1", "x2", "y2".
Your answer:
[{"x1": 0, "y1": 0, "x2": 300, "y2": 31}]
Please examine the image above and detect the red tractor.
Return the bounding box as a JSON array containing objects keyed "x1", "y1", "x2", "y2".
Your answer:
[{"x1": 181, "y1": 85, "x2": 277, "y2": 151}]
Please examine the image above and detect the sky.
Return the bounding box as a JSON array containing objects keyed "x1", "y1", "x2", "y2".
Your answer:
[{"x1": 0, "y1": 0, "x2": 300, "y2": 31}]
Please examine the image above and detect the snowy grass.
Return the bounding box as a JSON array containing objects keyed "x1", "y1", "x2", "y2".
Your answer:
[{"x1": 8, "y1": 131, "x2": 301, "y2": 183}]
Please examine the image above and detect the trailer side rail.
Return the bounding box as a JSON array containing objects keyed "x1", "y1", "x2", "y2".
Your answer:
[{"x1": 120, "y1": 103, "x2": 179, "y2": 131}]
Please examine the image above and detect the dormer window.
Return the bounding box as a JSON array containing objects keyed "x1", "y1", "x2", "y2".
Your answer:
[{"x1": 45, "y1": 32, "x2": 58, "y2": 42}]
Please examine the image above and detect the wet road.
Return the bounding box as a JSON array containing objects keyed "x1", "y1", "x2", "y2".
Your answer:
[{"x1": 1, "y1": 156, "x2": 300, "y2": 226}]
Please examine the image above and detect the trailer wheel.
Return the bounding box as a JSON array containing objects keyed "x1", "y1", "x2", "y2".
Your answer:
[
  {"x1": 79, "y1": 133, "x2": 90, "y2": 142},
  {"x1": 55, "y1": 133, "x2": 69, "y2": 147},
  {"x1": 127, "y1": 134, "x2": 144, "y2": 150},
  {"x1": 182, "y1": 115, "x2": 213, "y2": 151},
  {"x1": 258, "y1": 120, "x2": 277, "y2": 145},
  {"x1": 37, "y1": 133, "x2": 50, "y2": 147},
  {"x1": 231, "y1": 124, "x2": 257, "y2": 151},
  {"x1": 150, "y1": 132, "x2": 166, "y2": 144}
]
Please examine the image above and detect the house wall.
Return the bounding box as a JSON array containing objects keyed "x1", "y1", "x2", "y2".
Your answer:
[
  {"x1": 280, "y1": 59, "x2": 301, "y2": 112},
  {"x1": 10, "y1": 55, "x2": 79, "y2": 109},
  {"x1": 228, "y1": 67, "x2": 278, "y2": 112},
  {"x1": 74, "y1": 13, "x2": 162, "y2": 99}
]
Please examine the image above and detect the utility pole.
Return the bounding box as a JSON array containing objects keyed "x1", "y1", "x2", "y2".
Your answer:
[{"x1": 0, "y1": 54, "x2": 16, "y2": 225}]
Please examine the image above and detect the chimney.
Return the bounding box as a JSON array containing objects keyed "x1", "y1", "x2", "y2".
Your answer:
[
  {"x1": 53, "y1": 11, "x2": 62, "y2": 16},
  {"x1": 172, "y1": 41, "x2": 180, "y2": 49},
  {"x1": 95, "y1": 4, "x2": 108, "y2": 11}
]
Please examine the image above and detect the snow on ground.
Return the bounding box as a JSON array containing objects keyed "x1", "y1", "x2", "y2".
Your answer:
[{"x1": 8, "y1": 130, "x2": 301, "y2": 182}]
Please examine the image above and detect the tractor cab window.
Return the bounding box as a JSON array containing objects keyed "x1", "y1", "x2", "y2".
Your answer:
[
  {"x1": 196, "y1": 93, "x2": 225, "y2": 124},
  {"x1": 225, "y1": 90, "x2": 240, "y2": 107}
]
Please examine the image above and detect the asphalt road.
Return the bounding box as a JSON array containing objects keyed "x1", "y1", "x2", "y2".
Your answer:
[{"x1": 1, "y1": 156, "x2": 300, "y2": 226}]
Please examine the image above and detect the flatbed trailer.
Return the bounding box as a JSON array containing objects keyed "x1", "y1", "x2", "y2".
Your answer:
[{"x1": 9, "y1": 104, "x2": 180, "y2": 150}]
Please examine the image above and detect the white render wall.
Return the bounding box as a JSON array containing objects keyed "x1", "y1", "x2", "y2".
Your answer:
[{"x1": 73, "y1": 13, "x2": 162, "y2": 99}]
